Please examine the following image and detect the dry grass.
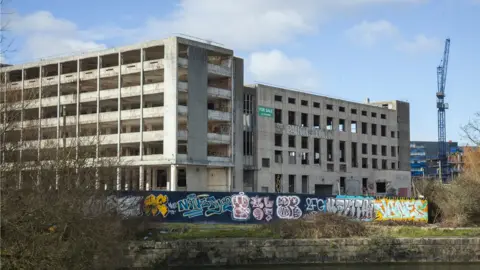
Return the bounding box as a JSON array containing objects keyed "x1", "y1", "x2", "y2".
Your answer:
[{"x1": 415, "y1": 147, "x2": 480, "y2": 227}]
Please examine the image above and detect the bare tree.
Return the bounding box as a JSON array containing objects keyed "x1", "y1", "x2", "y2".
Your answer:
[
  {"x1": 462, "y1": 112, "x2": 480, "y2": 146},
  {"x1": 0, "y1": 5, "x2": 141, "y2": 268}
]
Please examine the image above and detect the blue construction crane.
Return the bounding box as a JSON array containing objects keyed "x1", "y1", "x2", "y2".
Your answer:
[{"x1": 436, "y1": 38, "x2": 450, "y2": 179}]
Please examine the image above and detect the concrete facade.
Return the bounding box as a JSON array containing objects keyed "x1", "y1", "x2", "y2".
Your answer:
[
  {"x1": 240, "y1": 84, "x2": 411, "y2": 196},
  {"x1": 0, "y1": 36, "x2": 241, "y2": 192},
  {"x1": 1, "y1": 37, "x2": 411, "y2": 196}
]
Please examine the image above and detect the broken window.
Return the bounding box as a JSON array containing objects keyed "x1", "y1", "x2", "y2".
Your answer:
[
  {"x1": 351, "y1": 108, "x2": 357, "y2": 114},
  {"x1": 362, "y1": 143, "x2": 368, "y2": 155},
  {"x1": 371, "y1": 112, "x2": 377, "y2": 118},
  {"x1": 288, "y1": 135, "x2": 296, "y2": 148},
  {"x1": 327, "y1": 117, "x2": 333, "y2": 130},
  {"x1": 327, "y1": 163, "x2": 334, "y2": 172},
  {"x1": 313, "y1": 102, "x2": 320, "y2": 108},
  {"x1": 391, "y1": 162, "x2": 396, "y2": 170},
  {"x1": 313, "y1": 115, "x2": 320, "y2": 128},
  {"x1": 301, "y1": 113, "x2": 308, "y2": 127},
  {"x1": 381, "y1": 145, "x2": 387, "y2": 156},
  {"x1": 351, "y1": 142, "x2": 358, "y2": 167},
  {"x1": 302, "y1": 176, "x2": 309, "y2": 193},
  {"x1": 362, "y1": 158, "x2": 368, "y2": 168},
  {"x1": 301, "y1": 136, "x2": 308, "y2": 149},
  {"x1": 376, "y1": 182, "x2": 386, "y2": 193},
  {"x1": 289, "y1": 175, "x2": 296, "y2": 193},
  {"x1": 301, "y1": 100, "x2": 308, "y2": 106},
  {"x1": 327, "y1": 104, "x2": 333, "y2": 110},
  {"x1": 381, "y1": 125, "x2": 386, "y2": 136},
  {"x1": 314, "y1": 138, "x2": 320, "y2": 164},
  {"x1": 351, "y1": 121, "x2": 357, "y2": 133},
  {"x1": 340, "y1": 177, "x2": 346, "y2": 193},
  {"x1": 339, "y1": 119, "x2": 345, "y2": 132},
  {"x1": 262, "y1": 158, "x2": 270, "y2": 168},
  {"x1": 362, "y1": 110, "x2": 367, "y2": 116},
  {"x1": 372, "y1": 158, "x2": 378, "y2": 169},
  {"x1": 288, "y1": 97, "x2": 296, "y2": 104},
  {"x1": 288, "y1": 151, "x2": 296, "y2": 164},
  {"x1": 275, "y1": 133, "x2": 282, "y2": 147},
  {"x1": 274, "y1": 95, "x2": 283, "y2": 102},
  {"x1": 372, "y1": 144, "x2": 377, "y2": 155},
  {"x1": 339, "y1": 106, "x2": 345, "y2": 112},
  {"x1": 339, "y1": 141, "x2": 345, "y2": 162},
  {"x1": 382, "y1": 159, "x2": 387, "y2": 170},
  {"x1": 275, "y1": 150, "x2": 283, "y2": 163},
  {"x1": 288, "y1": 111, "x2": 296, "y2": 125},
  {"x1": 327, "y1": 139, "x2": 333, "y2": 162},
  {"x1": 381, "y1": 114, "x2": 386, "y2": 119},
  {"x1": 362, "y1": 122, "x2": 367, "y2": 134},
  {"x1": 275, "y1": 174, "x2": 282, "y2": 193},
  {"x1": 391, "y1": 131, "x2": 395, "y2": 138},
  {"x1": 301, "y1": 152, "x2": 309, "y2": 165},
  {"x1": 275, "y1": 109, "x2": 282, "y2": 124},
  {"x1": 391, "y1": 146, "x2": 396, "y2": 157},
  {"x1": 371, "y1": 123, "x2": 377, "y2": 136}
]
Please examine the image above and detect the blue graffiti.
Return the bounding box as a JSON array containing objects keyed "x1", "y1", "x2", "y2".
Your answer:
[
  {"x1": 176, "y1": 193, "x2": 232, "y2": 218},
  {"x1": 305, "y1": 198, "x2": 326, "y2": 212}
]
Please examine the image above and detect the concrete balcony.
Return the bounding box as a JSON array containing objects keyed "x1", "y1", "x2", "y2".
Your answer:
[
  {"x1": 100, "y1": 66, "x2": 119, "y2": 78},
  {"x1": 177, "y1": 105, "x2": 231, "y2": 121},
  {"x1": 143, "y1": 59, "x2": 164, "y2": 72},
  {"x1": 207, "y1": 156, "x2": 232, "y2": 164},
  {"x1": 80, "y1": 70, "x2": 97, "y2": 81},
  {"x1": 24, "y1": 79, "x2": 39, "y2": 89},
  {"x1": 7, "y1": 82, "x2": 22, "y2": 90},
  {"x1": 121, "y1": 62, "x2": 142, "y2": 74},
  {"x1": 177, "y1": 130, "x2": 230, "y2": 144},
  {"x1": 178, "y1": 58, "x2": 231, "y2": 77},
  {"x1": 177, "y1": 81, "x2": 231, "y2": 99},
  {"x1": 61, "y1": 73, "x2": 77, "y2": 84},
  {"x1": 42, "y1": 76, "x2": 58, "y2": 86}
]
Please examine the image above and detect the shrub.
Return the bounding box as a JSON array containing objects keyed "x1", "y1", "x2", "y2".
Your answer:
[{"x1": 264, "y1": 212, "x2": 367, "y2": 239}]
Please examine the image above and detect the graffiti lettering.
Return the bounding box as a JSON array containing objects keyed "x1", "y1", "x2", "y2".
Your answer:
[
  {"x1": 250, "y1": 196, "x2": 274, "y2": 221},
  {"x1": 305, "y1": 198, "x2": 326, "y2": 213},
  {"x1": 326, "y1": 196, "x2": 374, "y2": 221},
  {"x1": 276, "y1": 196, "x2": 302, "y2": 219},
  {"x1": 144, "y1": 194, "x2": 169, "y2": 217},
  {"x1": 176, "y1": 193, "x2": 232, "y2": 218},
  {"x1": 374, "y1": 198, "x2": 428, "y2": 222},
  {"x1": 231, "y1": 192, "x2": 251, "y2": 221}
]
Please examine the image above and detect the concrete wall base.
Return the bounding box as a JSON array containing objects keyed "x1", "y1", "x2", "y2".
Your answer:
[{"x1": 128, "y1": 237, "x2": 480, "y2": 268}]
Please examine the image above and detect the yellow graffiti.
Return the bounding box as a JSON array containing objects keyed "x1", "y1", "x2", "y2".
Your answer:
[
  {"x1": 144, "y1": 194, "x2": 169, "y2": 217},
  {"x1": 374, "y1": 198, "x2": 428, "y2": 222}
]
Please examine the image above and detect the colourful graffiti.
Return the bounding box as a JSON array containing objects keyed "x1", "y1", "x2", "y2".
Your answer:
[
  {"x1": 276, "y1": 196, "x2": 302, "y2": 220},
  {"x1": 132, "y1": 191, "x2": 429, "y2": 224},
  {"x1": 374, "y1": 198, "x2": 428, "y2": 222},
  {"x1": 144, "y1": 194, "x2": 169, "y2": 217},
  {"x1": 326, "y1": 195, "x2": 374, "y2": 221}
]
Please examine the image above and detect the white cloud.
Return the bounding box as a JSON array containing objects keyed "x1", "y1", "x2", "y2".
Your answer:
[
  {"x1": 346, "y1": 20, "x2": 441, "y2": 53},
  {"x1": 345, "y1": 20, "x2": 399, "y2": 46},
  {"x1": 248, "y1": 50, "x2": 318, "y2": 90},
  {"x1": 8, "y1": 11, "x2": 108, "y2": 62},
  {"x1": 395, "y1": 34, "x2": 443, "y2": 53}
]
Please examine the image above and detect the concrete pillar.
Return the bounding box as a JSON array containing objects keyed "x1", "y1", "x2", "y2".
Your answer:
[
  {"x1": 227, "y1": 167, "x2": 232, "y2": 192},
  {"x1": 146, "y1": 168, "x2": 152, "y2": 191},
  {"x1": 163, "y1": 38, "x2": 178, "y2": 163},
  {"x1": 139, "y1": 166, "x2": 145, "y2": 191},
  {"x1": 170, "y1": 165, "x2": 177, "y2": 191}
]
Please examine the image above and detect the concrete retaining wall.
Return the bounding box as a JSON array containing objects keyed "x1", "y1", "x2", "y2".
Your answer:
[{"x1": 128, "y1": 237, "x2": 480, "y2": 267}]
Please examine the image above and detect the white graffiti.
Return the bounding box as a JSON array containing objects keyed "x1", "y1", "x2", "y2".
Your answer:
[
  {"x1": 326, "y1": 197, "x2": 374, "y2": 221},
  {"x1": 250, "y1": 196, "x2": 274, "y2": 221},
  {"x1": 231, "y1": 192, "x2": 251, "y2": 221},
  {"x1": 276, "y1": 196, "x2": 303, "y2": 220},
  {"x1": 305, "y1": 198, "x2": 325, "y2": 213}
]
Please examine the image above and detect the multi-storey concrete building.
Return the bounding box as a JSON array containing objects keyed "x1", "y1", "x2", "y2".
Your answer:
[
  {"x1": 1, "y1": 36, "x2": 411, "y2": 196},
  {"x1": 1, "y1": 36, "x2": 243, "y2": 191},
  {"x1": 238, "y1": 84, "x2": 411, "y2": 196}
]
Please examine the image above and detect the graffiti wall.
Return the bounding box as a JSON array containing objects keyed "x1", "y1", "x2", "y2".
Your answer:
[{"x1": 123, "y1": 191, "x2": 428, "y2": 223}]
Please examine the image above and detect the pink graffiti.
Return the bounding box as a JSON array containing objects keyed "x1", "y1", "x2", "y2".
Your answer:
[
  {"x1": 231, "y1": 192, "x2": 251, "y2": 220},
  {"x1": 250, "y1": 196, "x2": 274, "y2": 221},
  {"x1": 276, "y1": 196, "x2": 303, "y2": 220}
]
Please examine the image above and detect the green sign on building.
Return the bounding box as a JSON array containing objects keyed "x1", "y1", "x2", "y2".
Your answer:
[{"x1": 258, "y1": 106, "x2": 274, "y2": 117}]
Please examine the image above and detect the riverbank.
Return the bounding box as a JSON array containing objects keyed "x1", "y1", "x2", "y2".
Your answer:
[{"x1": 129, "y1": 237, "x2": 480, "y2": 268}]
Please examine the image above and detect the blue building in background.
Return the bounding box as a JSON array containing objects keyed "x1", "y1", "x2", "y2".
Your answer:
[{"x1": 410, "y1": 141, "x2": 459, "y2": 178}]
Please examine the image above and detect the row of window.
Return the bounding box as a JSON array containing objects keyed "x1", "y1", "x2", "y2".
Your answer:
[
  {"x1": 274, "y1": 134, "x2": 397, "y2": 157},
  {"x1": 273, "y1": 109, "x2": 396, "y2": 138},
  {"x1": 273, "y1": 95, "x2": 388, "y2": 119},
  {"x1": 270, "y1": 174, "x2": 386, "y2": 194}
]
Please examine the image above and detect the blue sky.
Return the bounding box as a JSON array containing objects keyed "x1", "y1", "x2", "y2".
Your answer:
[{"x1": 3, "y1": 0, "x2": 479, "y2": 144}]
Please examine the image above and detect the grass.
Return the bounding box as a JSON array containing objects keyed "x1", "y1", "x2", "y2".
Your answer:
[{"x1": 137, "y1": 218, "x2": 480, "y2": 241}]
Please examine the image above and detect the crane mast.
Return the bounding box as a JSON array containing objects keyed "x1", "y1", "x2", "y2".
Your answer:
[{"x1": 436, "y1": 38, "x2": 450, "y2": 180}]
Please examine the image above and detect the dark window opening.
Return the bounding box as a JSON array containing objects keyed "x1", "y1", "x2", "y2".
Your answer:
[
  {"x1": 313, "y1": 115, "x2": 320, "y2": 128},
  {"x1": 301, "y1": 136, "x2": 308, "y2": 149},
  {"x1": 289, "y1": 175, "x2": 295, "y2": 193},
  {"x1": 275, "y1": 109, "x2": 282, "y2": 123},
  {"x1": 288, "y1": 111, "x2": 295, "y2": 125},
  {"x1": 275, "y1": 133, "x2": 282, "y2": 146},
  {"x1": 381, "y1": 125, "x2": 386, "y2": 136},
  {"x1": 362, "y1": 122, "x2": 367, "y2": 134},
  {"x1": 275, "y1": 174, "x2": 282, "y2": 193},
  {"x1": 301, "y1": 113, "x2": 308, "y2": 127},
  {"x1": 381, "y1": 114, "x2": 386, "y2": 119},
  {"x1": 371, "y1": 123, "x2": 377, "y2": 136},
  {"x1": 178, "y1": 169, "x2": 187, "y2": 187},
  {"x1": 327, "y1": 139, "x2": 333, "y2": 162},
  {"x1": 362, "y1": 158, "x2": 368, "y2": 168},
  {"x1": 301, "y1": 152, "x2": 309, "y2": 165},
  {"x1": 327, "y1": 117, "x2": 333, "y2": 130},
  {"x1": 391, "y1": 162, "x2": 396, "y2": 170},
  {"x1": 362, "y1": 110, "x2": 367, "y2": 116},
  {"x1": 376, "y1": 182, "x2": 386, "y2": 193},
  {"x1": 301, "y1": 100, "x2": 308, "y2": 106},
  {"x1": 382, "y1": 159, "x2": 387, "y2": 170},
  {"x1": 351, "y1": 108, "x2": 357, "y2": 114},
  {"x1": 362, "y1": 143, "x2": 368, "y2": 155},
  {"x1": 391, "y1": 131, "x2": 395, "y2": 138},
  {"x1": 340, "y1": 177, "x2": 346, "y2": 194},
  {"x1": 339, "y1": 106, "x2": 345, "y2": 112},
  {"x1": 339, "y1": 119, "x2": 345, "y2": 132},
  {"x1": 372, "y1": 144, "x2": 377, "y2": 155},
  {"x1": 381, "y1": 145, "x2": 387, "y2": 156},
  {"x1": 262, "y1": 158, "x2": 270, "y2": 168},
  {"x1": 302, "y1": 176, "x2": 308, "y2": 193},
  {"x1": 288, "y1": 97, "x2": 296, "y2": 104},
  {"x1": 314, "y1": 138, "x2": 320, "y2": 164},
  {"x1": 371, "y1": 112, "x2": 377, "y2": 117},
  {"x1": 372, "y1": 158, "x2": 378, "y2": 169},
  {"x1": 339, "y1": 141, "x2": 345, "y2": 163},
  {"x1": 313, "y1": 102, "x2": 320, "y2": 108},
  {"x1": 351, "y1": 142, "x2": 358, "y2": 167},
  {"x1": 327, "y1": 104, "x2": 333, "y2": 110},
  {"x1": 275, "y1": 151, "x2": 283, "y2": 163},
  {"x1": 391, "y1": 146, "x2": 396, "y2": 157},
  {"x1": 274, "y1": 95, "x2": 283, "y2": 102},
  {"x1": 288, "y1": 135, "x2": 296, "y2": 148}
]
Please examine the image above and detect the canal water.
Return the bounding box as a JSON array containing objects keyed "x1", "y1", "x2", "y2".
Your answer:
[{"x1": 198, "y1": 264, "x2": 480, "y2": 270}]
